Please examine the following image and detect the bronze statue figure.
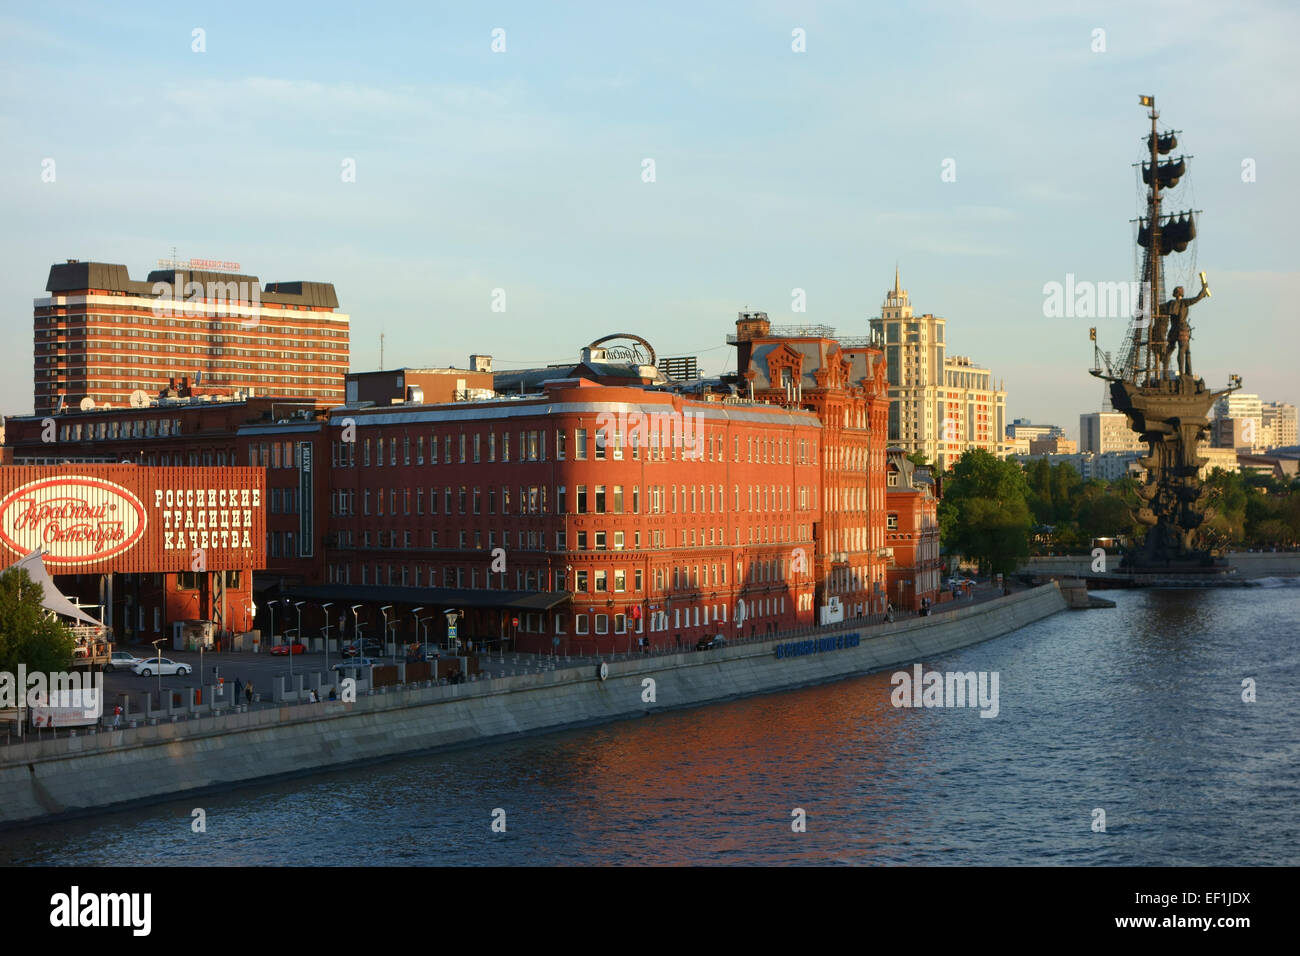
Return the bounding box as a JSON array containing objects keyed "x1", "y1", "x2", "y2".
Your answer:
[
  {"x1": 1164, "y1": 280, "x2": 1207, "y2": 378},
  {"x1": 1150, "y1": 306, "x2": 1169, "y2": 378}
]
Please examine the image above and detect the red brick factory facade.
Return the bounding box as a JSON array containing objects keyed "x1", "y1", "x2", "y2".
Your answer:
[{"x1": 4, "y1": 309, "x2": 935, "y2": 655}]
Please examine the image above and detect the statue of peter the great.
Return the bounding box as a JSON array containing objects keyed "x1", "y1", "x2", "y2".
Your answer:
[{"x1": 1162, "y1": 278, "x2": 1208, "y2": 378}]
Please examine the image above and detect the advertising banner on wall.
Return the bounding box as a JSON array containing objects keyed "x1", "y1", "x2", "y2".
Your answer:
[
  {"x1": 0, "y1": 465, "x2": 266, "y2": 574},
  {"x1": 298, "y1": 441, "x2": 313, "y2": 558}
]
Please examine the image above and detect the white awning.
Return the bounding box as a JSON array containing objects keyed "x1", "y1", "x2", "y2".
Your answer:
[{"x1": 2, "y1": 549, "x2": 103, "y2": 627}]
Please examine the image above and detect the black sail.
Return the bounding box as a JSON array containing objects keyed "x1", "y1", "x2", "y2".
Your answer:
[
  {"x1": 1142, "y1": 157, "x2": 1186, "y2": 189},
  {"x1": 1146, "y1": 132, "x2": 1178, "y2": 154},
  {"x1": 1137, "y1": 213, "x2": 1196, "y2": 255}
]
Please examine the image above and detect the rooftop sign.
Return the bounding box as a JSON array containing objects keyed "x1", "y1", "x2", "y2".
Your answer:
[
  {"x1": 156, "y1": 257, "x2": 243, "y2": 273},
  {"x1": 587, "y1": 333, "x2": 656, "y2": 367}
]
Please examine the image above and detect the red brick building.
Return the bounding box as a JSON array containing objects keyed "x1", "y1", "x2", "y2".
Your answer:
[
  {"x1": 314, "y1": 373, "x2": 825, "y2": 653},
  {"x1": 346, "y1": 360, "x2": 495, "y2": 407},
  {"x1": 731, "y1": 312, "x2": 891, "y2": 625},
  {"x1": 5, "y1": 316, "x2": 897, "y2": 656},
  {"x1": 885, "y1": 448, "x2": 941, "y2": 611},
  {"x1": 3, "y1": 397, "x2": 321, "y2": 643}
]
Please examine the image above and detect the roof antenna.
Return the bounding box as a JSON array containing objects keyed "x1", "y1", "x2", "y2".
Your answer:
[{"x1": 379, "y1": 332, "x2": 384, "y2": 370}]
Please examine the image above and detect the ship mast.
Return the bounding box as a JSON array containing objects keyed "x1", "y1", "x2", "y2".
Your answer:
[{"x1": 1139, "y1": 98, "x2": 1163, "y2": 384}]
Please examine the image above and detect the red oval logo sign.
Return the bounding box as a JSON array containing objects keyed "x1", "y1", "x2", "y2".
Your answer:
[{"x1": 0, "y1": 476, "x2": 147, "y2": 565}]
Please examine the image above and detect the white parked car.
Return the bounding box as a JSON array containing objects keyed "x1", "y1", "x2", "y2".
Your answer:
[{"x1": 131, "y1": 658, "x2": 191, "y2": 677}]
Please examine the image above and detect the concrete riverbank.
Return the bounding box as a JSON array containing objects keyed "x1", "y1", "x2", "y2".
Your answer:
[
  {"x1": 1024, "y1": 551, "x2": 1300, "y2": 580},
  {"x1": 0, "y1": 584, "x2": 1068, "y2": 828}
]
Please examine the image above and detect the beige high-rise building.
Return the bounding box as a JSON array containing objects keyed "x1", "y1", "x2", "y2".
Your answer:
[
  {"x1": 1080, "y1": 411, "x2": 1146, "y2": 454},
  {"x1": 1261, "y1": 401, "x2": 1298, "y2": 450},
  {"x1": 1213, "y1": 393, "x2": 1264, "y2": 451},
  {"x1": 870, "y1": 270, "x2": 1007, "y2": 472}
]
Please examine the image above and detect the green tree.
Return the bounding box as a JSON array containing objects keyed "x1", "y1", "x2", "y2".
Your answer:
[
  {"x1": 1050, "y1": 462, "x2": 1082, "y2": 523},
  {"x1": 0, "y1": 569, "x2": 76, "y2": 675},
  {"x1": 1252, "y1": 519, "x2": 1295, "y2": 547},
  {"x1": 906, "y1": 451, "x2": 929, "y2": 469},
  {"x1": 938, "y1": 449, "x2": 1034, "y2": 576},
  {"x1": 1203, "y1": 469, "x2": 1248, "y2": 545},
  {"x1": 1025, "y1": 457, "x2": 1054, "y2": 524},
  {"x1": 1077, "y1": 493, "x2": 1135, "y2": 542}
]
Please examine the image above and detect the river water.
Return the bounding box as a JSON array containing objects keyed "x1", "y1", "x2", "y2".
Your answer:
[{"x1": 2, "y1": 584, "x2": 1297, "y2": 866}]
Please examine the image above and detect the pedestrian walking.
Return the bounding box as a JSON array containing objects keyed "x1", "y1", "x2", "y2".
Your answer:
[
  {"x1": 112, "y1": 705, "x2": 122, "y2": 729},
  {"x1": 245, "y1": 681, "x2": 254, "y2": 705},
  {"x1": 234, "y1": 677, "x2": 244, "y2": 703}
]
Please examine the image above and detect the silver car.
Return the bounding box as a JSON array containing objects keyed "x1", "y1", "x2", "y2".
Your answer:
[
  {"x1": 131, "y1": 657, "x2": 192, "y2": 677},
  {"x1": 104, "y1": 651, "x2": 144, "y2": 672}
]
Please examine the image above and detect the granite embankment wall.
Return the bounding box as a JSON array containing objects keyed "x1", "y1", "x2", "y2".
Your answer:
[
  {"x1": 1024, "y1": 551, "x2": 1300, "y2": 579},
  {"x1": 0, "y1": 584, "x2": 1067, "y2": 828}
]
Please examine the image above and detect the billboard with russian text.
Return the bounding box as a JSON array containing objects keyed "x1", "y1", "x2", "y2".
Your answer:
[{"x1": 0, "y1": 465, "x2": 266, "y2": 573}]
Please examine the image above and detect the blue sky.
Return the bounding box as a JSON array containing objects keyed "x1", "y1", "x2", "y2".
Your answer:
[{"x1": 2, "y1": 0, "x2": 1297, "y2": 438}]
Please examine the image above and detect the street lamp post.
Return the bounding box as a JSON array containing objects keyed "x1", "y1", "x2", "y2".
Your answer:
[
  {"x1": 320, "y1": 602, "x2": 334, "y2": 673},
  {"x1": 380, "y1": 605, "x2": 393, "y2": 662},
  {"x1": 266, "y1": 600, "x2": 279, "y2": 651},
  {"x1": 292, "y1": 601, "x2": 305, "y2": 682},
  {"x1": 350, "y1": 605, "x2": 363, "y2": 657},
  {"x1": 411, "y1": 608, "x2": 424, "y2": 661},
  {"x1": 151, "y1": 638, "x2": 165, "y2": 709}
]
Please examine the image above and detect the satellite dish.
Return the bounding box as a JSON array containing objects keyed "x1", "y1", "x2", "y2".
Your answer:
[
  {"x1": 129, "y1": 389, "x2": 150, "y2": 408},
  {"x1": 79, "y1": 397, "x2": 96, "y2": 411}
]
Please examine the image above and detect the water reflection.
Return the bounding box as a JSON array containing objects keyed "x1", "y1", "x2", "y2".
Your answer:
[{"x1": 1, "y1": 585, "x2": 1295, "y2": 866}]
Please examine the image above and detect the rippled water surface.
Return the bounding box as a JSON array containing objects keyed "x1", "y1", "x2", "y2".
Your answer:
[{"x1": 3, "y1": 585, "x2": 1297, "y2": 865}]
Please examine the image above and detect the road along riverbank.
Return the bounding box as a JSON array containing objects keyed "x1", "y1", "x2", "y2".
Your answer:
[{"x1": 0, "y1": 583, "x2": 1068, "y2": 828}]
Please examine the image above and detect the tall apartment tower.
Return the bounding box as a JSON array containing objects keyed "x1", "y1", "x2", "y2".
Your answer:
[
  {"x1": 1080, "y1": 411, "x2": 1145, "y2": 454},
  {"x1": 1261, "y1": 401, "x2": 1298, "y2": 450},
  {"x1": 33, "y1": 260, "x2": 350, "y2": 416},
  {"x1": 1213, "y1": 393, "x2": 1264, "y2": 452},
  {"x1": 869, "y1": 269, "x2": 1006, "y2": 471}
]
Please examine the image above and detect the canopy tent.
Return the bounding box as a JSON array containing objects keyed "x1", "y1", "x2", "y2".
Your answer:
[{"x1": 1, "y1": 549, "x2": 104, "y2": 627}]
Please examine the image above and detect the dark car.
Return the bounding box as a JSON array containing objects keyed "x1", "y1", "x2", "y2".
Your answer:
[
  {"x1": 341, "y1": 639, "x2": 383, "y2": 657},
  {"x1": 695, "y1": 634, "x2": 726, "y2": 651}
]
